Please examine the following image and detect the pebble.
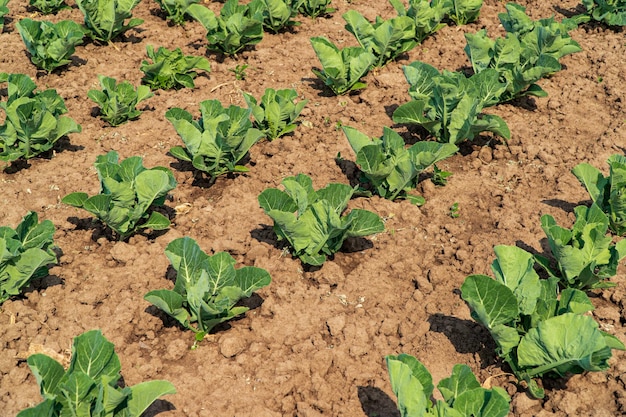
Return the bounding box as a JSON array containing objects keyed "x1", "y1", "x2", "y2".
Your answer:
[
  {"x1": 218, "y1": 335, "x2": 247, "y2": 358},
  {"x1": 109, "y1": 242, "x2": 140, "y2": 265},
  {"x1": 326, "y1": 314, "x2": 346, "y2": 337}
]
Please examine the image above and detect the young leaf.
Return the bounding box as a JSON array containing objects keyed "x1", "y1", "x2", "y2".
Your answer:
[
  {"x1": 461, "y1": 275, "x2": 519, "y2": 330},
  {"x1": 385, "y1": 354, "x2": 431, "y2": 416},
  {"x1": 144, "y1": 289, "x2": 189, "y2": 326},
  {"x1": 437, "y1": 364, "x2": 481, "y2": 404},
  {"x1": 517, "y1": 313, "x2": 624, "y2": 377},
  {"x1": 26, "y1": 354, "x2": 65, "y2": 398},
  {"x1": 127, "y1": 381, "x2": 178, "y2": 416},
  {"x1": 68, "y1": 330, "x2": 121, "y2": 380}
]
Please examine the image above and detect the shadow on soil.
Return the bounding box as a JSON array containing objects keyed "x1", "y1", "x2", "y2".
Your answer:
[
  {"x1": 541, "y1": 198, "x2": 586, "y2": 213},
  {"x1": 427, "y1": 313, "x2": 497, "y2": 367},
  {"x1": 335, "y1": 157, "x2": 361, "y2": 188},
  {"x1": 358, "y1": 385, "x2": 400, "y2": 417},
  {"x1": 142, "y1": 399, "x2": 177, "y2": 416},
  {"x1": 1, "y1": 138, "x2": 84, "y2": 174},
  {"x1": 66, "y1": 215, "x2": 172, "y2": 242},
  {"x1": 302, "y1": 77, "x2": 340, "y2": 98},
  {"x1": 250, "y1": 223, "x2": 280, "y2": 248}
]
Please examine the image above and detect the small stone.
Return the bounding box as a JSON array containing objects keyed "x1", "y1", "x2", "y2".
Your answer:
[
  {"x1": 165, "y1": 338, "x2": 188, "y2": 361},
  {"x1": 378, "y1": 319, "x2": 398, "y2": 336},
  {"x1": 547, "y1": 98, "x2": 561, "y2": 110},
  {"x1": 326, "y1": 314, "x2": 346, "y2": 337},
  {"x1": 455, "y1": 249, "x2": 469, "y2": 261},
  {"x1": 315, "y1": 262, "x2": 345, "y2": 286},
  {"x1": 537, "y1": 150, "x2": 557, "y2": 165},
  {"x1": 478, "y1": 146, "x2": 493, "y2": 162},
  {"x1": 109, "y1": 242, "x2": 139, "y2": 265},
  {"x1": 218, "y1": 335, "x2": 246, "y2": 358},
  {"x1": 512, "y1": 393, "x2": 541, "y2": 414},
  {"x1": 246, "y1": 244, "x2": 269, "y2": 262}
]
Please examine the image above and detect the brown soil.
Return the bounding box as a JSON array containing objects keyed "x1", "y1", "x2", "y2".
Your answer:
[{"x1": 1, "y1": 0, "x2": 625, "y2": 416}]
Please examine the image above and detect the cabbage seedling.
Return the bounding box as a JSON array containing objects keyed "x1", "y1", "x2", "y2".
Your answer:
[
  {"x1": 464, "y1": 3, "x2": 581, "y2": 105},
  {"x1": 343, "y1": 126, "x2": 457, "y2": 204},
  {"x1": 0, "y1": 73, "x2": 81, "y2": 163},
  {"x1": 249, "y1": 0, "x2": 299, "y2": 33},
  {"x1": 17, "y1": 330, "x2": 176, "y2": 417},
  {"x1": 186, "y1": 0, "x2": 264, "y2": 56},
  {"x1": 140, "y1": 45, "x2": 211, "y2": 90},
  {"x1": 310, "y1": 36, "x2": 376, "y2": 95},
  {"x1": 387, "y1": 354, "x2": 511, "y2": 417},
  {"x1": 76, "y1": 0, "x2": 143, "y2": 42},
  {"x1": 0, "y1": 212, "x2": 56, "y2": 305},
  {"x1": 242, "y1": 88, "x2": 308, "y2": 140},
  {"x1": 537, "y1": 203, "x2": 626, "y2": 290},
  {"x1": 461, "y1": 245, "x2": 625, "y2": 398},
  {"x1": 145, "y1": 237, "x2": 271, "y2": 343},
  {"x1": 166, "y1": 99, "x2": 264, "y2": 182},
  {"x1": 29, "y1": 0, "x2": 69, "y2": 14},
  {"x1": 296, "y1": 0, "x2": 335, "y2": 18},
  {"x1": 155, "y1": 0, "x2": 200, "y2": 25},
  {"x1": 389, "y1": 0, "x2": 449, "y2": 43},
  {"x1": 258, "y1": 173, "x2": 384, "y2": 265},
  {"x1": 392, "y1": 61, "x2": 510, "y2": 144},
  {"x1": 572, "y1": 154, "x2": 626, "y2": 236},
  {"x1": 343, "y1": 9, "x2": 417, "y2": 68},
  {"x1": 0, "y1": 0, "x2": 8, "y2": 32},
  {"x1": 62, "y1": 151, "x2": 176, "y2": 240},
  {"x1": 16, "y1": 18, "x2": 86, "y2": 72},
  {"x1": 88, "y1": 75, "x2": 153, "y2": 126}
]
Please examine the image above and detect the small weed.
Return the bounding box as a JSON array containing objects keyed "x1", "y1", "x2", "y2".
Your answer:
[
  {"x1": 431, "y1": 164, "x2": 452, "y2": 186},
  {"x1": 450, "y1": 202, "x2": 460, "y2": 218},
  {"x1": 230, "y1": 64, "x2": 249, "y2": 80}
]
